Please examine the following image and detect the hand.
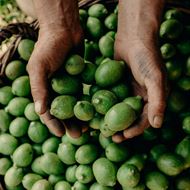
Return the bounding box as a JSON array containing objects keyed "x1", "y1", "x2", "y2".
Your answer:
[{"x1": 112, "y1": 0, "x2": 167, "y2": 143}]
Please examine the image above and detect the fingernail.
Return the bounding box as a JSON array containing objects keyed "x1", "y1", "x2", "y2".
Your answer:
[
  {"x1": 35, "y1": 101, "x2": 42, "y2": 114},
  {"x1": 153, "y1": 115, "x2": 163, "y2": 128}
]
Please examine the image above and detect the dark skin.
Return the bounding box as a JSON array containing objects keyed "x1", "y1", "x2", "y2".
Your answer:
[{"x1": 27, "y1": 0, "x2": 166, "y2": 141}]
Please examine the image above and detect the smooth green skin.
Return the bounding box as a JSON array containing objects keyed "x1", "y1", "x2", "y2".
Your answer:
[
  {"x1": 74, "y1": 101, "x2": 95, "y2": 121},
  {"x1": 106, "y1": 31, "x2": 116, "y2": 39},
  {"x1": 0, "y1": 86, "x2": 14, "y2": 105},
  {"x1": 72, "y1": 181, "x2": 89, "y2": 190},
  {"x1": 6, "y1": 184, "x2": 24, "y2": 190},
  {"x1": 31, "y1": 179, "x2": 53, "y2": 190},
  {"x1": 4, "y1": 166, "x2": 24, "y2": 187},
  {"x1": 42, "y1": 137, "x2": 61, "y2": 154},
  {"x1": 12, "y1": 76, "x2": 30, "y2": 97},
  {"x1": 80, "y1": 94, "x2": 91, "y2": 102},
  {"x1": 175, "y1": 136, "x2": 190, "y2": 169},
  {"x1": 105, "y1": 143, "x2": 130, "y2": 163},
  {"x1": 0, "y1": 109, "x2": 11, "y2": 133},
  {"x1": 61, "y1": 134, "x2": 69, "y2": 143},
  {"x1": 48, "y1": 175, "x2": 65, "y2": 185},
  {"x1": 9, "y1": 117, "x2": 29, "y2": 137},
  {"x1": 88, "y1": 3, "x2": 108, "y2": 18},
  {"x1": 185, "y1": 56, "x2": 190, "y2": 76},
  {"x1": 182, "y1": 116, "x2": 190, "y2": 134},
  {"x1": 150, "y1": 144, "x2": 168, "y2": 162},
  {"x1": 81, "y1": 61, "x2": 97, "y2": 84},
  {"x1": 5, "y1": 97, "x2": 30, "y2": 116},
  {"x1": 54, "y1": 181, "x2": 71, "y2": 190},
  {"x1": 89, "y1": 113, "x2": 103, "y2": 130},
  {"x1": 160, "y1": 43, "x2": 176, "y2": 59},
  {"x1": 122, "y1": 183, "x2": 145, "y2": 190},
  {"x1": 117, "y1": 164, "x2": 140, "y2": 188},
  {"x1": 75, "y1": 144, "x2": 98, "y2": 164},
  {"x1": 0, "y1": 158, "x2": 12, "y2": 175},
  {"x1": 41, "y1": 152, "x2": 65, "y2": 175},
  {"x1": 0, "y1": 133, "x2": 18, "y2": 155},
  {"x1": 176, "y1": 176, "x2": 190, "y2": 190},
  {"x1": 164, "y1": 9, "x2": 183, "y2": 20},
  {"x1": 90, "y1": 182, "x2": 114, "y2": 190},
  {"x1": 99, "y1": 35, "x2": 114, "y2": 58},
  {"x1": 95, "y1": 56, "x2": 105, "y2": 66},
  {"x1": 178, "y1": 77, "x2": 190, "y2": 91},
  {"x1": 13, "y1": 143, "x2": 33, "y2": 167},
  {"x1": 31, "y1": 157, "x2": 47, "y2": 176},
  {"x1": 57, "y1": 142, "x2": 77, "y2": 165},
  {"x1": 177, "y1": 40, "x2": 190, "y2": 55},
  {"x1": 95, "y1": 59, "x2": 124, "y2": 87},
  {"x1": 5, "y1": 60, "x2": 26, "y2": 80},
  {"x1": 32, "y1": 144, "x2": 43, "y2": 156},
  {"x1": 89, "y1": 85, "x2": 102, "y2": 96},
  {"x1": 75, "y1": 165, "x2": 94, "y2": 184},
  {"x1": 93, "y1": 157, "x2": 117, "y2": 187},
  {"x1": 123, "y1": 96, "x2": 143, "y2": 114},
  {"x1": 51, "y1": 74, "x2": 82, "y2": 95},
  {"x1": 66, "y1": 131, "x2": 89, "y2": 146},
  {"x1": 100, "y1": 119, "x2": 115, "y2": 137},
  {"x1": 65, "y1": 54, "x2": 85, "y2": 75},
  {"x1": 87, "y1": 17, "x2": 104, "y2": 39},
  {"x1": 79, "y1": 9, "x2": 88, "y2": 29},
  {"x1": 104, "y1": 13, "x2": 117, "y2": 31},
  {"x1": 65, "y1": 165, "x2": 77, "y2": 183},
  {"x1": 105, "y1": 102, "x2": 136, "y2": 131},
  {"x1": 157, "y1": 153, "x2": 184, "y2": 176},
  {"x1": 92, "y1": 90, "x2": 118, "y2": 115},
  {"x1": 142, "y1": 128, "x2": 158, "y2": 141},
  {"x1": 110, "y1": 83, "x2": 129, "y2": 101},
  {"x1": 28, "y1": 121, "x2": 49, "y2": 143},
  {"x1": 160, "y1": 19, "x2": 183, "y2": 39},
  {"x1": 99, "y1": 133, "x2": 112, "y2": 149},
  {"x1": 50, "y1": 95, "x2": 77, "y2": 120},
  {"x1": 18, "y1": 39, "x2": 35, "y2": 61},
  {"x1": 22, "y1": 173, "x2": 42, "y2": 190},
  {"x1": 24, "y1": 103, "x2": 39, "y2": 121}
]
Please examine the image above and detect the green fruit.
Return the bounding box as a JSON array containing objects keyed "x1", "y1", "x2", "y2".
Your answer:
[
  {"x1": 105, "y1": 143, "x2": 130, "y2": 163},
  {"x1": 48, "y1": 175, "x2": 65, "y2": 185},
  {"x1": 12, "y1": 76, "x2": 30, "y2": 97},
  {"x1": 79, "y1": 9, "x2": 88, "y2": 29},
  {"x1": 81, "y1": 61, "x2": 97, "y2": 84},
  {"x1": 88, "y1": 4, "x2": 108, "y2": 18},
  {"x1": 57, "y1": 142, "x2": 76, "y2": 165},
  {"x1": 75, "y1": 165, "x2": 94, "y2": 184},
  {"x1": 42, "y1": 137, "x2": 61, "y2": 154},
  {"x1": 28, "y1": 121, "x2": 49, "y2": 143},
  {"x1": 9, "y1": 117, "x2": 29, "y2": 137},
  {"x1": 123, "y1": 96, "x2": 143, "y2": 114},
  {"x1": 5, "y1": 166, "x2": 24, "y2": 187},
  {"x1": 105, "y1": 102, "x2": 136, "y2": 131},
  {"x1": 75, "y1": 144, "x2": 98, "y2": 164},
  {"x1": 182, "y1": 116, "x2": 190, "y2": 134},
  {"x1": 177, "y1": 77, "x2": 190, "y2": 91},
  {"x1": 22, "y1": 173, "x2": 42, "y2": 190},
  {"x1": 65, "y1": 54, "x2": 85, "y2": 75},
  {"x1": 177, "y1": 40, "x2": 190, "y2": 55},
  {"x1": 32, "y1": 144, "x2": 43, "y2": 156},
  {"x1": 0, "y1": 109, "x2": 11, "y2": 133},
  {"x1": 31, "y1": 157, "x2": 47, "y2": 176},
  {"x1": 0, "y1": 86, "x2": 14, "y2": 105},
  {"x1": 89, "y1": 85, "x2": 102, "y2": 96},
  {"x1": 95, "y1": 59, "x2": 124, "y2": 87},
  {"x1": 31, "y1": 179, "x2": 53, "y2": 190},
  {"x1": 99, "y1": 133, "x2": 112, "y2": 149},
  {"x1": 145, "y1": 171, "x2": 169, "y2": 190},
  {"x1": 104, "y1": 13, "x2": 117, "y2": 30},
  {"x1": 142, "y1": 128, "x2": 158, "y2": 141},
  {"x1": 18, "y1": 39, "x2": 35, "y2": 61},
  {"x1": 160, "y1": 43, "x2": 176, "y2": 59},
  {"x1": 150, "y1": 144, "x2": 168, "y2": 162},
  {"x1": 89, "y1": 113, "x2": 103, "y2": 130},
  {"x1": 160, "y1": 124, "x2": 177, "y2": 142},
  {"x1": 61, "y1": 134, "x2": 69, "y2": 143},
  {"x1": 5, "y1": 97, "x2": 30, "y2": 116},
  {"x1": 84, "y1": 40, "x2": 97, "y2": 62},
  {"x1": 95, "y1": 56, "x2": 105, "y2": 66},
  {"x1": 117, "y1": 164, "x2": 140, "y2": 188},
  {"x1": 100, "y1": 119, "x2": 115, "y2": 137},
  {"x1": 176, "y1": 175, "x2": 190, "y2": 190},
  {"x1": 65, "y1": 165, "x2": 77, "y2": 183},
  {"x1": 72, "y1": 181, "x2": 89, "y2": 190},
  {"x1": 50, "y1": 95, "x2": 77, "y2": 120},
  {"x1": 55, "y1": 181, "x2": 71, "y2": 190},
  {"x1": 5, "y1": 60, "x2": 26, "y2": 80},
  {"x1": 160, "y1": 19, "x2": 183, "y2": 39},
  {"x1": 41, "y1": 152, "x2": 65, "y2": 175},
  {"x1": 92, "y1": 90, "x2": 118, "y2": 115},
  {"x1": 122, "y1": 183, "x2": 145, "y2": 190},
  {"x1": 0, "y1": 133, "x2": 18, "y2": 155},
  {"x1": 90, "y1": 183, "x2": 114, "y2": 190},
  {"x1": 87, "y1": 17, "x2": 104, "y2": 39},
  {"x1": 74, "y1": 101, "x2": 94, "y2": 121},
  {"x1": 6, "y1": 184, "x2": 24, "y2": 190},
  {"x1": 24, "y1": 103, "x2": 39, "y2": 121},
  {"x1": 13, "y1": 143, "x2": 33, "y2": 167},
  {"x1": 93, "y1": 157, "x2": 117, "y2": 187},
  {"x1": 106, "y1": 31, "x2": 116, "y2": 39},
  {"x1": 80, "y1": 94, "x2": 91, "y2": 102},
  {"x1": 157, "y1": 152, "x2": 184, "y2": 176},
  {"x1": 164, "y1": 9, "x2": 183, "y2": 20},
  {"x1": 99, "y1": 35, "x2": 114, "y2": 58},
  {"x1": 175, "y1": 136, "x2": 190, "y2": 169},
  {"x1": 0, "y1": 158, "x2": 12, "y2": 175}
]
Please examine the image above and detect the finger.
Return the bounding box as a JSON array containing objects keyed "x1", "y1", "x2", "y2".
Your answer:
[
  {"x1": 40, "y1": 110, "x2": 65, "y2": 137},
  {"x1": 112, "y1": 132, "x2": 126, "y2": 143},
  {"x1": 145, "y1": 72, "x2": 166, "y2": 128},
  {"x1": 123, "y1": 105, "x2": 150, "y2": 138}
]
